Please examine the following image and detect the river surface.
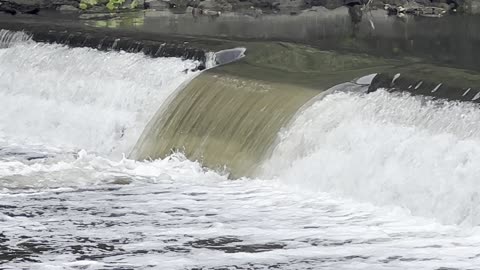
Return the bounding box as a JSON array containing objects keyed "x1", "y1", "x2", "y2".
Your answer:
[{"x1": 1, "y1": 31, "x2": 480, "y2": 270}]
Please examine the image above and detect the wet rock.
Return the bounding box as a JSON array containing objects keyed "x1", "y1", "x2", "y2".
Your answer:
[
  {"x1": 277, "y1": 0, "x2": 303, "y2": 9},
  {"x1": 0, "y1": 3, "x2": 16, "y2": 14},
  {"x1": 0, "y1": 0, "x2": 40, "y2": 14},
  {"x1": 2, "y1": 0, "x2": 42, "y2": 6},
  {"x1": 198, "y1": 0, "x2": 232, "y2": 11},
  {"x1": 121, "y1": 0, "x2": 145, "y2": 9},
  {"x1": 248, "y1": 0, "x2": 280, "y2": 9},
  {"x1": 145, "y1": 0, "x2": 168, "y2": 9},
  {"x1": 57, "y1": 4, "x2": 78, "y2": 12},
  {"x1": 1, "y1": 0, "x2": 77, "y2": 10}
]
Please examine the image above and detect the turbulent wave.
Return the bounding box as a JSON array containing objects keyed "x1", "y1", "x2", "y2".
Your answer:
[
  {"x1": 262, "y1": 89, "x2": 480, "y2": 226},
  {"x1": 0, "y1": 38, "x2": 200, "y2": 157}
]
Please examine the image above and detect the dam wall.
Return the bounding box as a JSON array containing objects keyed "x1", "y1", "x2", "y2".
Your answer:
[{"x1": 0, "y1": 15, "x2": 213, "y2": 64}]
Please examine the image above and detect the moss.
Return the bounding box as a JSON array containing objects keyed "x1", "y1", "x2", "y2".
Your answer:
[
  {"x1": 106, "y1": 0, "x2": 125, "y2": 10},
  {"x1": 78, "y1": 0, "x2": 135, "y2": 10},
  {"x1": 79, "y1": 0, "x2": 99, "y2": 9},
  {"x1": 106, "y1": 2, "x2": 115, "y2": 10},
  {"x1": 130, "y1": 0, "x2": 139, "y2": 9},
  {"x1": 81, "y1": 0, "x2": 98, "y2": 6},
  {"x1": 79, "y1": 2, "x2": 88, "y2": 9}
]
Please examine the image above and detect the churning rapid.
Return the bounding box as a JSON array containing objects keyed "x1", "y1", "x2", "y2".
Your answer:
[
  {"x1": 2, "y1": 30, "x2": 480, "y2": 269},
  {"x1": 0, "y1": 30, "x2": 200, "y2": 157}
]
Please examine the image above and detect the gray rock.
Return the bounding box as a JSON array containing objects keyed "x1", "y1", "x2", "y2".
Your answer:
[
  {"x1": 466, "y1": 0, "x2": 480, "y2": 13},
  {"x1": 120, "y1": 0, "x2": 145, "y2": 9},
  {"x1": 88, "y1": 5, "x2": 108, "y2": 12},
  {"x1": 278, "y1": 0, "x2": 303, "y2": 9},
  {"x1": 0, "y1": 0, "x2": 79, "y2": 10},
  {"x1": 0, "y1": 0, "x2": 40, "y2": 13},
  {"x1": 79, "y1": 12, "x2": 113, "y2": 19},
  {"x1": 58, "y1": 4, "x2": 79, "y2": 12},
  {"x1": 145, "y1": 0, "x2": 169, "y2": 9},
  {"x1": 198, "y1": 0, "x2": 232, "y2": 11},
  {"x1": 0, "y1": 2, "x2": 16, "y2": 14},
  {"x1": 248, "y1": 0, "x2": 280, "y2": 9},
  {"x1": 4, "y1": 0, "x2": 43, "y2": 6}
]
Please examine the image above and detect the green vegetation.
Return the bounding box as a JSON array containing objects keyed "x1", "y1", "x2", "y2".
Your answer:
[
  {"x1": 106, "y1": 0, "x2": 125, "y2": 10},
  {"x1": 79, "y1": 0, "x2": 138, "y2": 11},
  {"x1": 79, "y1": 0, "x2": 98, "y2": 10}
]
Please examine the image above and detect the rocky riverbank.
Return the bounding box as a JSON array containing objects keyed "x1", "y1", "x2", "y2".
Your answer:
[{"x1": 0, "y1": 0, "x2": 474, "y2": 16}]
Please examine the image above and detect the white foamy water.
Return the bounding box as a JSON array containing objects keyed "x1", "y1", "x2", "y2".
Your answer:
[
  {"x1": 2, "y1": 152, "x2": 480, "y2": 269},
  {"x1": 262, "y1": 89, "x2": 480, "y2": 226},
  {"x1": 2, "y1": 31, "x2": 480, "y2": 269},
  {"x1": 0, "y1": 36, "x2": 199, "y2": 157}
]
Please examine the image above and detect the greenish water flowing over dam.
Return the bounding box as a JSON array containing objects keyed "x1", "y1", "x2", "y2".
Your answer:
[
  {"x1": 131, "y1": 41, "x2": 480, "y2": 178},
  {"x1": 130, "y1": 43, "x2": 392, "y2": 177},
  {"x1": 130, "y1": 71, "x2": 319, "y2": 177}
]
